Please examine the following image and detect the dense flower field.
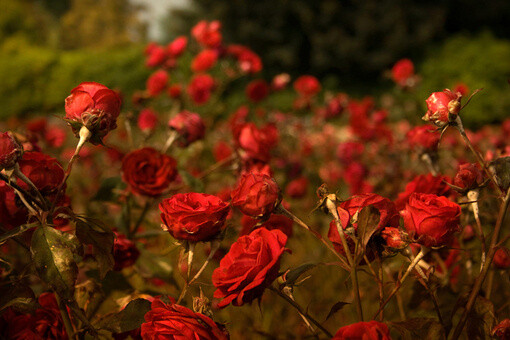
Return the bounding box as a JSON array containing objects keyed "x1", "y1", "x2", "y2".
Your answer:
[{"x1": 1, "y1": 20, "x2": 510, "y2": 339}]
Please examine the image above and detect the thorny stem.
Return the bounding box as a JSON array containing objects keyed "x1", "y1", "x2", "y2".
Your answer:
[
  {"x1": 284, "y1": 288, "x2": 316, "y2": 335},
  {"x1": 162, "y1": 130, "x2": 178, "y2": 154},
  {"x1": 13, "y1": 163, "x2": 48, "y2": 210},
  {"x1": 450, "y1": 188, "x2": 510, "y2": 339},
  {"x1": 326, "y1": 198, "x2": 364, "y2": 321},
  {"x1": 268, "y1": 286, "x2": 333, "y2": 338},
  {"x1": 373, "y1": 247, "x2": 428, "y2": 319},
  {"x1": 467, "y1": 189, "x2": 486, "y2": 272}
]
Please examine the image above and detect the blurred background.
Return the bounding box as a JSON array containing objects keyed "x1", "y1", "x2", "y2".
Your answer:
[{"x1": 2, "y1": 0, "x2": 510, "y2": 125}]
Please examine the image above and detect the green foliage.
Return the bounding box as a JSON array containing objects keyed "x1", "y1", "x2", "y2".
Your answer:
[
  {"x1": 0, "y1": 42, "x2": 149, "y2": 119},
  {"x1": 419, "y1": 32, "x2": 510, "y2": 126}
]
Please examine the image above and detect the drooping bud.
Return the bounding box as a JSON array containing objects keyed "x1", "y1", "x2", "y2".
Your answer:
[{"x1": 0, "y1": 132, "x2": 23, "y2": 170}]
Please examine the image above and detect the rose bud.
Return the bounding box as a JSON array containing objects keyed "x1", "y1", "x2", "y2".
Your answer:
[
  {"x1": 293, "y1": 75, "x2": 321, "y2": 97},
  {"x1": 233, "y1": 122, "x2": 279, "y2": 163},
  {"x1": 493, "y1": 247, "x2": 510, "y2": 269},
  {"x1": 381, "y1": 227, "x2": 408, "y2": 250},
  {"x1": 332, "y1": 321, "x2": 391, "y2": 340},
  {"x1": 271, "y1": 73, "x2": 290, "y2": 91},
  {"x1": 159, "y1": 193, "x2": 230, "y2": 242},
  {"x1": 146, "y1": 70, "x2": 169, "y2": 97},
  {"x1": 245, "y1": 79, "x2": 269, "y2": 102},
  {"x1": 168, "y1": 111, "x2": 206, "y2": 147},
  {"x1": 167, "y1": 84, "x2": 182, "y2": 98},
  {"x1": 191, "y1": 20, "x2": 222, "y2": 48},
  {"x1": 231, "y1": 173, "x2": 280, "y2": 218},
  {"x1": 113, "y1": 232, "x2": 140, "y2": 271},
  {"x1": 453, "y1": 163, "x2": 483, "y2": 192},
  {"x1": 401, "y1": 193, "x2": 461, "y2": 248},
  {"x1": 0, "y1": 132, "x2": 23, "y2": 170},
  {"x1": 212, "y1": 227, "x2": 289, "y2": 308},
  {"x1": 406, "y1": 125, "x2": 440, "y2": 153},
  {"x1": 191, "y1": 49, "x2": 218, "y2": 73},
  {"x1": 423, "y1": 89, "x2": 462, "y2": 127},
  {"x1": 391, "y1": 58, "x2": 415, "y2": 87},
  {"x1": 492, "y1": 319, "x2": 510, "y2": 340},
  {"x1": 141, "y1": 297, "x2": 229, "y2": 339},
  {"x1": 167, "y1": 36, "x2": 188, "y2": 57},
  {"x1": 145, "y1": 45, "x2": 167, "y2": 68},
  {"x1": 64, "y1": 82, "x2": 122, "y2": 144},
  {"x1": 187, "y1": 74, "x2": 216, "y2": 105},
  {"x1": 122, "y1": 147, "x2": 178, "y2": 197},
  {"x1": 137, "y1": 108, "x2": 158, "y2": 134}
]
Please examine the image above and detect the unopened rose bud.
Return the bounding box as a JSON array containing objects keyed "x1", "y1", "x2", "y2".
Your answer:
[
  {"x1": 453, "y1": 163, "x2": 483, "y2": 192},
  {"x1": 423, "y1": 89, "x2": 462, "y2": 128},
  {"x1": 231, "y1": 173, "x2": 280, "y2": 218},
  {"x1": 493, "y1": 247, "x2": 510, "y2": 269},
  {"x1": 0, "y1": 132, "x2": 23, "y2": 170},
  {"x1": 168, "y1": 111, "x2": 206, "y2": 147},
  {"x1": 381, "y1": 227, "x2": 408, "y2": 250}
]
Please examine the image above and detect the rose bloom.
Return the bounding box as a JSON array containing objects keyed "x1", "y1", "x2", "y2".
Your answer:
[
  {"x1": 332, "y1": 321, "x2": 391, "y2": 340},
  {"x1": 0, "y1": 131, "x2": 22, "y2": 170},
  {"x1": 191, "y1": 20, "x2": 222, "y2": 48},
  {"x1": 423, "y1": 89, "x2": 462, "y2": 127},
  {"x1": 453, "y1": 163, "x2": 483, "y2": 191},
  {"x1": 493, "y1": 247, "x2": 510, "y2": 269},
  {"x1": 391, "y1": 58, "x2": 414, "y2": 87},
  {"x1": 18, "y1": 151, "x2": 65, "y2": 195},
  {"x1": 401, "y1": 193, "x2": 461, "y2": 248},
  {"x1": 492, "y1": 319, "x2": 510, "y2": 340},
  {"x1": 167, "y1": 36, "x2": 188, "y2": 57},
  {"x1": 168, "y1": 111, "x2": 206, "y2": 147},
  {"x1": 113, "y1": 232, "x2": 140, "y2": 271},
  {"x1": 234, "y1": 122, "x2": 278, "y2": 163},
  {"x1": 159, "y1": 193, "x2": 230, "y2": 242},
  {"x1": 137, "y1": 108, "x2": 158, "y2": 133},
  {"x1": 141, "y1": 297, "x2": 229, "y2": 340},
  {"x1": 122, "y1": 147, "x2": 178, "y2": 196},
  {"x1": 213, "y1": 141, "x2": 232, "y2": 162},
  {"x1": 191, "y1": 49, "x2": 218, "y2": 72},
  {"x1": 381, "y1": 227, "x2": 407, "y2": 249},
  {"x1": 395, "y1": 173, "x2": 452, "y2": 210},
  {"x1": 145, "y1": 45, "x2": 167, "y2": 68},
  {"x1": 293, "y1": 75, "x2": 321, "y2": 97},
  {"x1": 231, "y1": 173, "x2": 280, "y2": 218},
  {"x1": 44, "y1": 126, "x2": 67, "y2": 148},
  {"x1": 212, "y1": 227, "x2": 289, "y2": 307},
  {"x1": 64, "y1": 82, "x2": 122, "y2": 142},
  {"x1": 245, "y1": 79, "x2": 269, "y2": 102},
  {"x1": 406, "y1": 125, "x2": 440, "y2": 153},
  {"x1": 187, "y1": 74, "x2": 216, "y2": 105},
  {"x1": 34, "y1": 292, "x2": 68, "y2": 340},
  {"x1": 240, "y1": 213, "x2": 293, "y2": 238},
  {"x1": 226, "y1": 44, "x2": 263, "y2": 74},
  {"x1": 146, "y1": 70, "x2": 169, "y2": 97}
]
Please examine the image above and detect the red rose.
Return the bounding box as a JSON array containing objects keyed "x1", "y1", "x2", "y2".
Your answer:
[
  {"x1": 167, "y1": 84, "x2": 182, "y2": 98},
  {"x1": 141, "y1": 297, "x2": 229, "y2": 340},
  {"x1": 0, "y1": 181, "x2": 28, "y2": 228},
  {"x1": 0, "y1": 308, "x2": 38, "y2": 339},
  {"x1": 271, "y1": 73, "x2": 290, "y2": 91},
  {"x1": 187, "y1": 74, "x2": 215, "y2": 105},
  {"x1": 191, "y1": 20, "x2": 222, "y2": 48},
  {"x1": 226, "y1": 45, "x2": 263, "y2": 74},
  {"x1": 122, "y1": 147, "x2": 178, "y2": 196},
  {"x1": 44, "y1": 126, "x2": 67, "y2": 148},
  {"x1": 245, "y1": 79, "x2": 269, "y2": 102},
  {"x1": 240, "y1": 213, "x2": 293, "y2": 238},
  {"x1": 34, "y1": 293, "x2": 68, "y2": 340},
  {"x1": 332, "y1": 321, "x2": 391, "y2": 340},
  {"x1": 137, "y1": 108, "x2": 158, "y2": 133},
  {"x1": 406, "y1": 125, "x2": 440, "y2": 152},
  {"x1": 395, "y1": 174, "x2": 452, "y2": 210},
  {"x1": 336, "y1": 141, "x2": 364, "y2": 163},
  {"x1": 381, "y1": 227, "x2": 407, "y2": 249},
  {"x1": 64, "y1": 82, "x2": 122, "y2": 142},
  {"x1": 213, "y1": 141, "x2": 232, "y2": 162},
  {"x1": 231, "y1": 173, "x2": 280, "y2": 218},
  {"x1": 401, "y1": 193, "x2": 461, "y2": 248},
  {"x1": 492, "y1": 319, "x2": 510, "y2": 340},
  {"x1": 234, "y1": 122, "x2": 278, "y2": 162},
  {"x1": 18, "y1": 151, "x2": 65, "y2": 195},
  {"x1": 191, "y1": 49, "x2": 218, "y2": 72},
  {"x1": 493, "y1": 247, "x2": 510, "y2": 269},
  {"x1": 145, "y1": 45, "x2": 167, "y2": 68},
  {"x1": 0, "y1": 131, "x2": 22, "y2": 170},
  {"x1": 168, "y1": 111, "x2": 206, "y2": 147},
  {"x1": 454, "y1": 82, "x2": 469, "y2": 96},
  {"x1": 167, "y1": 36, "x2": 188, "y2": 57},
  {"x1": 159, "y1": 193, "x2": 230, "y2": 242},
  {"x1": 212, "y1": 227, "x2": 288, "y2": 307},
  {"x1": 113, "y1": 232, "x2": 140, "y2": 271},
  {"x1": 423, "y1": 89, "x2": 462, "y2": 127},
  {"x1": 146, "y1": 70, "x2": 168, "y2": 97},
  {"x1": 293, "y1": 75, "x2": 321, "y2": 97},
  {"x1": 391, "y1": 58, "x2": 414, "y2": 87},
  {"x1": 453, "y1": 163, "x2": 483, "y2": 191},
  {"x1": 285, "y1": 176, "x2": 308, "y2": 198}
]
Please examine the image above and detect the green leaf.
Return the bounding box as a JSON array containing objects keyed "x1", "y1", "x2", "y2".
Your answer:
[
  {"x1": 0, "y1": 282, "x2": 37, "y2": 313},
  {"x1": 31, "y1": 225, "x2": 82, "y2": 300},
  {"x1": 75, "y1": 218, "x2": 114, "y2": 279},
  {"x1": 96, "y1": 298, "x2": 151, "y2": 333},
  {"x1": 356, "y1": 205, "x2": 380, "y2": 259},
  {"x1": 324, "y1": 301, "x2": 350, "y2": 321},
  {"x1": 92, "y1": 177, "x2": 126, "y2": 202},
  {"x1": 390, "y1": 318, "x2": 445, "y2": 340}
]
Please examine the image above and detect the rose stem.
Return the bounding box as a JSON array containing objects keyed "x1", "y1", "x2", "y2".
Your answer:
[
  {"x1": 197, "y1": 154, "x2": 237, "y2": 180},
  {"x1": 373, "y1": 247, "x2": 428, "y2": 319},
  {"x1": 13, "y1": 163, "x2": 48, "y2": 210},
  {"x1": 56, "y1": 294, "x2": 77, "y2": 340},
  {"x1": 326, "y1": 199, "x2": 363, "y2": 321},
  {"x1": 364, "y1": 254, "x2": 384, "y2": 321},
  {"x1": 467, "y1": 190, "x2": 486, "y2": 272},
  {"x1": 176, "y1": 241, "x2": 220, "y2": 304},
  {"x1": 421, "y1": 153, "x2": 438, "y2": 176},
  {"x1": 384, "y1": 265, "x2": 406, "y2": 320},
  {"x1": 456, "y1": 123, "x2": 504, "y2": 199},
  {"x1": 450, "y1": 188, "x2": 510, "y2": 339},
  {"x1": 285, "y1": 288, "x2": 317, "y2": 335},
  {"x1": 162, "y1": 130, "x2": 178, "y2": 154},
  {"x1": 129, "y1": 199, "x2": 152, "y2": 238},
  {"x1": 268, "y1": 286, "x2": 333, "y2": 338},
  {"x1": 0, "y1": 173, "x2": 45, "y2": 210},
  {"x1": 275, "y1": 205, "x2": 350, "y2": 269},
  {"x1": 52, "y1": 126, "x2": 91, "y2": 213}
]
